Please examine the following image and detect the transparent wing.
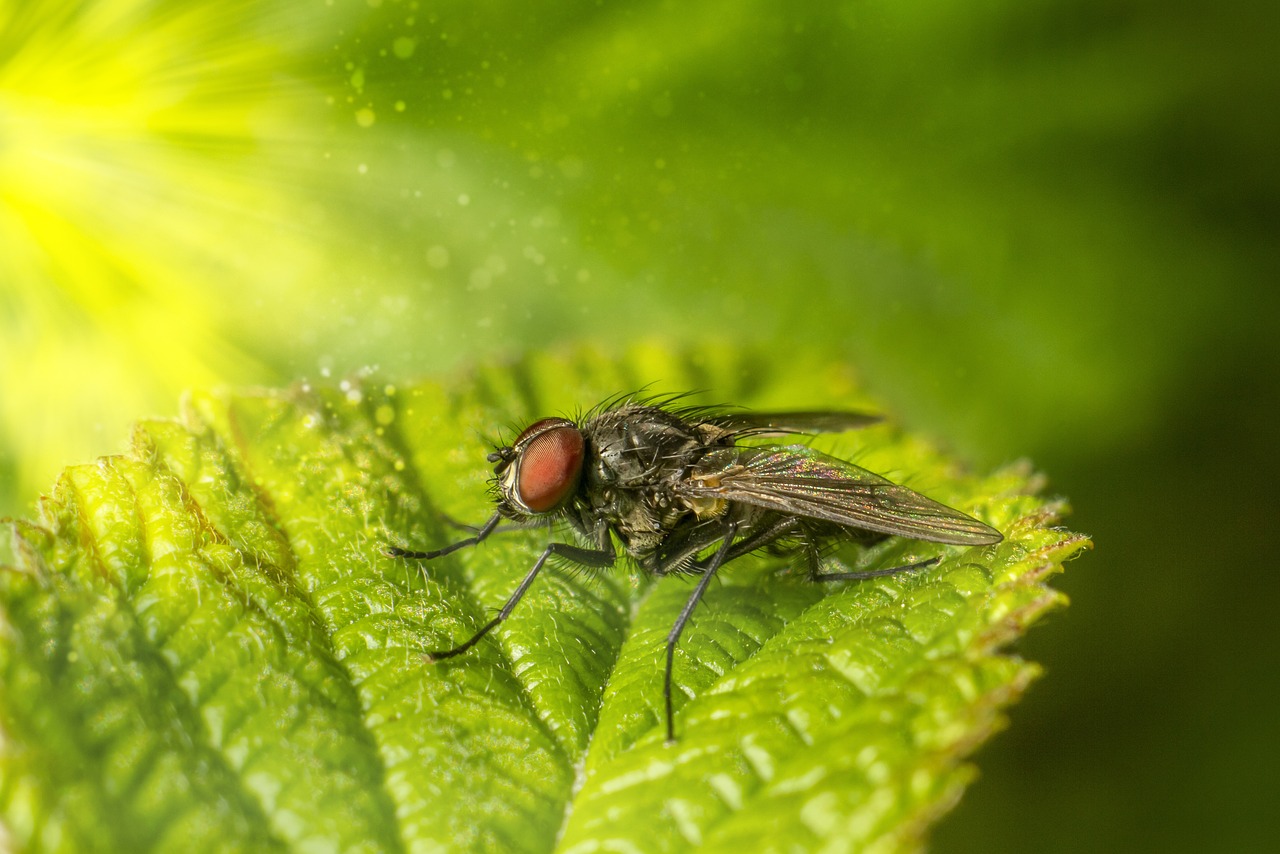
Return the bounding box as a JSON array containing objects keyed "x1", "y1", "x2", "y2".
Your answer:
[
  {"x1": 701, "y1": 410, "x2": 882, "y2": 437},
  {"x1": 677, "y1": 445, "x2": 1003, "y2": 545}
]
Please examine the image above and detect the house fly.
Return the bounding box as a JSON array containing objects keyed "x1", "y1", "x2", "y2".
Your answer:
[{"x1": 388, "y1": 395, "x2": 1003, "y2": 743}]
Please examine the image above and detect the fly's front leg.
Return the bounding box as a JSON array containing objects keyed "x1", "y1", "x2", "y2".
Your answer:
[
  {"x1": 388, "y1": 511, "x2": 554, "y2": 561},
  {"x1": 386, "y1": 511, "x2": 503, "y2": 560},
  {"x1": 437, "y1": 510, "x2": 550, "y2": 538},
  {"x1": 428, "y1": 536, "x2": 616, "y2": 661},
  {"x1": 436, "y1": 509, "x2": 488, "y2": 533}
]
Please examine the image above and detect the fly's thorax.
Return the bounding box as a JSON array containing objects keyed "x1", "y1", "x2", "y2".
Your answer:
[
  {"x1": 577, "y1": 405, "x2": 710, "y2": 555},
  {"x1": 581, "y1": 405, "x2": 707, "y2": 490},
  {"x1": 578, "y1": 471, "x2": 677, "y2": 556}
]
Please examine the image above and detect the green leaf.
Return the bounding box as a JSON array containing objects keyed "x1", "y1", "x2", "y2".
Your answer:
[{"x1": 0, "y1": 347, "x2": 1087, "y2": 852}]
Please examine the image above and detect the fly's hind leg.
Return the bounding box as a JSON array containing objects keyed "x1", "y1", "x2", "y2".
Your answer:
[{"x1": 805, "y1": 541, "x2": 938, "y2": 582}]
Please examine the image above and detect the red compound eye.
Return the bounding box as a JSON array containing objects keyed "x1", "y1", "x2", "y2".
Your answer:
[{"x1": 513, "y1": 419, "x2": 584, "y2": 513}]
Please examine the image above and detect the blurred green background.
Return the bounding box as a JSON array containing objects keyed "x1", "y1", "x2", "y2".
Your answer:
[{"x1": 1, "y1": 0, "x2": 1275, "y2": 850}]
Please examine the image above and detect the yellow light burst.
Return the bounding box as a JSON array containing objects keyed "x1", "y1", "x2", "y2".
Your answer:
[{"x1": 0, "y1": 0, "x2": 352, "y2": 514}]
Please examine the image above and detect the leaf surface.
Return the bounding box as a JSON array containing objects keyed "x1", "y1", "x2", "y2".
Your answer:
[{"x1": 0, "y1": 348, "x2": 1086, "y2": 852}]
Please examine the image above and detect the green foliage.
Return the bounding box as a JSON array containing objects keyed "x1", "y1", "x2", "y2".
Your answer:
[
  {"x1": 0, "y1": 348, "x2": 1086, "y2": 852},
  {"x1": 4, "y1": 0, "x2": 1273, "y2": 520}
]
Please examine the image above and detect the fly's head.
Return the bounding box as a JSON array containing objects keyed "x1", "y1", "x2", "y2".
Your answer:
[{"x1": 488, "y1": 417, "x2": 586, "y2": 521}]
